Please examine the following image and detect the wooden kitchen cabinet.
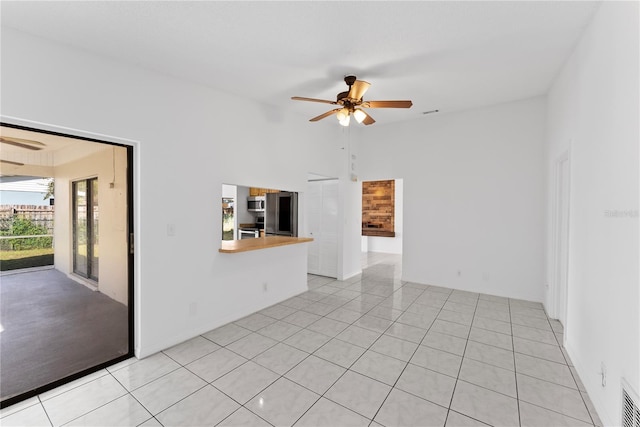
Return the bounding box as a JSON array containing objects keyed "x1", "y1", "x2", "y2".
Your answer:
[{"x1": 249, "y1": 187, "x2": 280, "y2": 196}]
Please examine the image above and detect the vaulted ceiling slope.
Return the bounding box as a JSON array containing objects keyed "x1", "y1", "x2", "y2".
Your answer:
[{"x1": 1, "y1": 1, "x2": 599, "y2": 124}]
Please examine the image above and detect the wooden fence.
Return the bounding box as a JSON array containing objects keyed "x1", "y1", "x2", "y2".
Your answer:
[{"x1": 0, "y1": 205, "x2": 54, "y2": 251}]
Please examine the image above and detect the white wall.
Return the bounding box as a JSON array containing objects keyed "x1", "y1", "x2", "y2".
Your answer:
[
  {"x1": 363, "y1": 179, "x2": 404, "y2": 254},
  {"x1": 54, "y1": 146, "x2": 129, "y2": 305},
  {"x1": 545, "y1": 2, "x2": 639, "y2": 425},
  {"x1": 221, "y1": 184, "x2": 236, "y2": 199},
  {"x1": 359, "y1": 97, "x2": 546, "y2": 301},
  {"x1": 337, "y1": 131, "x2": 363, "y2": 281},
  {"x1": 1, "y1": 28, "x2": 346, "y2": 357}
]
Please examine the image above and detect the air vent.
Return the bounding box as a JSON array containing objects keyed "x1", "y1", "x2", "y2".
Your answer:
[{"x1": 623, "y1": 379, "x2": 640, "y2": 427}]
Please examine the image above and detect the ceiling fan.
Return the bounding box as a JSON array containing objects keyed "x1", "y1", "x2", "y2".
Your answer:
[
  {"x1": 0, "y1": 159, "x2": 25, "y2": 166},
  {"x1": 292, "y1": 75, "x2": 412, "y2": 126},
  {"x1": 0, "y1": 136, "x2": 46, "y2": 150},
  {"x1": 0, "y1": 136, "x2": 45, "y2": 169}
]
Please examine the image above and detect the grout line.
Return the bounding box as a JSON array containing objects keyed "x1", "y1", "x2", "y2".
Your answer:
[
  {"x1": 36, "y1": 396, "x2": 54, "y2": 427},
  {"x1": 287, "y1": 273, "x2": 416, "y2": 422},
  {"x1": 509, "y1": 297, "x2": 523, "y2": 427},
  {"x1": 367, "y1": 284, "x2": 453, "y2": 423},
  {"x1": 204, "y1": 275, "x2": 395, "y2": 425},
  {"x1": 518, "y1": 315, "x2": 595, "y2": 426},
  {"x1": 444, "y1": 289, "x2": 480, "y2": 426}
]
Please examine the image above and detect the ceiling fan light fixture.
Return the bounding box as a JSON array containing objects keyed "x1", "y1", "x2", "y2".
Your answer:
[
  {"x1": 336, "y1": 108, "x2": 349, "y2": 122},
  {"x1": 338, "y1": 115, "x2": 351, "y2": 127},
  {"x1": 353, "y1": 109, "x2": 366, "y2": 124}
]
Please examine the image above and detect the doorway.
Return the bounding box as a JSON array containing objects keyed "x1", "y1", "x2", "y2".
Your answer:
[
  {"x1": 0, "y1": 123, "x2": 134, "y2": 408},
  {"x1": 361, "y1": 178, "x2": 403, "y2": 258},
  {"x1": 552, "y1": 151, "x2": 571, "y2": 334}
]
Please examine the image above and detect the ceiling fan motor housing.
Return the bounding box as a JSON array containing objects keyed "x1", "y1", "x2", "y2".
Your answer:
[
  {"x1": 336, "y1": 91, "x2": 350, "y2": 103},
  {"x1": 344, "y1": 75, "x2": 357, "y2": 86}
]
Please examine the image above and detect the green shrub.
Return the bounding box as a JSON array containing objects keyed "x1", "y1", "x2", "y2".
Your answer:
[{"x1": 8, "y1": 217, "x2": 52, "y2": 250}]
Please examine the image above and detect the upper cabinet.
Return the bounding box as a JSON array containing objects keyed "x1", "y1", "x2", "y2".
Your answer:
[{"x1": 249, "y1": 187, "x2": 280, "y2": 196}]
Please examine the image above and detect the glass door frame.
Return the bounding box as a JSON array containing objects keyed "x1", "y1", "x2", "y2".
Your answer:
[
  {"x1": 72, "y1": 177, "x2": 99, "y2": 281},
  {"x1": 0, "y1": 122, "x2": 135, "y2": 409}
]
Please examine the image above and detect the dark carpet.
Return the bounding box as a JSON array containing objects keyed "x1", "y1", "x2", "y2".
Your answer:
[{"x1": 0, "y1": 268, "x2": 129, "y2": 402}]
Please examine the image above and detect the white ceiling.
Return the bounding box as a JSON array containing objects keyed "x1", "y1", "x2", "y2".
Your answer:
[
  {"x1": 1, "y1": 1, "x2": 599, "y2": 126},
  {"x1": 0, "y1": 125, "x2": 109, "y2": 177}
]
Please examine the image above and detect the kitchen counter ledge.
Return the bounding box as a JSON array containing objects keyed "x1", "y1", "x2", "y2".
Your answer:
[{"x1": 219, "y1": 236, "x2": 313, "y2": 253}]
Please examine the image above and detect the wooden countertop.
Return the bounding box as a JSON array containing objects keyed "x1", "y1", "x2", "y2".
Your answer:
[{"x1": 219, "y1": 236, "x2": 313, "y2": 253}]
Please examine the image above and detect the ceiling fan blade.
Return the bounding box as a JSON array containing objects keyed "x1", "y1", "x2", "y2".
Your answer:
[
  {"x1": 310, "y1": 109, "x2": 341, "y2": 122},
  {"x1": 0, "y1": 136, "x2": 46, "y2": 150},
  {"x1": 291, "y1": 96, "x2": 337, "y2": 105},
  {"x1": 1, "y1": 159, "x2": 25, "y2": 166},
  {"x1": 361, "y1": 100, "x2": 413, "y2": 109},
  {"x1": 361, "y1": 111, "x2": 376, "y2": 126},
  {"x1": 348, "y1": 80, "x2": 370, "y2": 101}
]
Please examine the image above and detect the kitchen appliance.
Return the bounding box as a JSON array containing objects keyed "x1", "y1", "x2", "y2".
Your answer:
[
  {"x1": 238, "y1": 228, "x2": 259, "y2": 239},
  {"x1": 265, "y1": 192, "x2": 298, "y2": 237},
  {"x1": 247, "y1": 196, "x2": 265, "y2": 212},
  {"x1": 238, "y1": 216, "x2": 264, "y2": 240}
]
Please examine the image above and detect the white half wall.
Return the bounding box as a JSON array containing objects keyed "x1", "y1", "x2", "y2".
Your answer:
[
  {"x1": 1, "y1": 28, "x2": 345, "y2": 358},
  {"x1": 545, "y1": 2, "x2": 639, "y2": 425},
  {"x1": 358, "y1": 97, "x2": 546, "y2": 302}
]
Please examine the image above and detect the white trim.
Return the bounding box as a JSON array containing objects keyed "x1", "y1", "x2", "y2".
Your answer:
[
  {"x1": 550, "y1": 148, "x2": 571, "y2": 340},
  {"x1": 1, "y1": 116, "x2": 139, "y2": 147}
]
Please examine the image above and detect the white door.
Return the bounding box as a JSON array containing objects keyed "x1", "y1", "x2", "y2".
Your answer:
[
  {"x1": 307, "y1": 180, "x2": 339, "y2": 278},
  {"x1": 307, "y1": 182, "x2": 322, "y2": 275}
]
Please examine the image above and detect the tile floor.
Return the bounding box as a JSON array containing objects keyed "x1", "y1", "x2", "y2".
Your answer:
[{"x1": 1, "y1": 253, "x2": 603, "y2": 426}]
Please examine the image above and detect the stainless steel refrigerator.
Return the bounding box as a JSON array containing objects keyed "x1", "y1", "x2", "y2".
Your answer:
[{"x1": 265, "y1": 192, "x2": 298, "y2": 237}]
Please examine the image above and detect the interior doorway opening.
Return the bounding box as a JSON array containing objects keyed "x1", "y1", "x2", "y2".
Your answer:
[
  {"x1": 0, "y1": 123, "x2": 134, "y2": 408},
  {"x1": 361, "y1": 178, "x2": 403, "y2": 261}
]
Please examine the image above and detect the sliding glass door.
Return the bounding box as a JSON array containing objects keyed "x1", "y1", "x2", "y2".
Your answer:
[{"x1": 73, "y1": 177, "x2": 99, "y2": 281}]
